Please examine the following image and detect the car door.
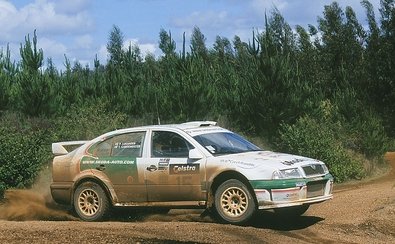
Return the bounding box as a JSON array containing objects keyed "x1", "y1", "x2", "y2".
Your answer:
[
  {"x1": 81, "y1": 131, "x2": 147, "y2": 202},
  {"x1": 144, "y1": 130, "x2": 206, "y2": 202}
]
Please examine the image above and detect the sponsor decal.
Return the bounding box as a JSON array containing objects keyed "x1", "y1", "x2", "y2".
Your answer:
[
  {"x1": 286, "y1": 192, "x2": 299, "y2": 198},
  {"x1": 82, "y1": 160, "x2": 135, "y2": 165},
  {"x1": 170, "y1": 164, "x2": 200, "y2": 175},
  {"x1": 158, "y1": 158, "x2": 170, "y2": 170},
  {"x1": 114, "y1": 142, "x2": 140, "y2": 149},
  {"x1": 258, "y1": 152, "x2": 281, "y2": 157},
  {"x1": 282, "y1": 158, "x2": 305, "y2": 165},
  {"x1": 220, "y1": 159, "x2": 255, "y2": 167}
]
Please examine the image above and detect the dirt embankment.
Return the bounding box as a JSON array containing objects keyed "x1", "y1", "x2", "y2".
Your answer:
[{"x1": 0, "y1": 153, "x2": 394, "y2": 243}]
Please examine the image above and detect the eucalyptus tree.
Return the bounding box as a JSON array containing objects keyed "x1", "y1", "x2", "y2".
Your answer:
[
  {"x1": 105, "y1": 25, "x2": 130, "y2": 112},
  {"x1": 159, "y1": 28, "x2": 177, "y2": 58},
  {"x1": 190, "y1": 26, "x2": 208, "y2": 60},
  {"x1": 318, "y1": 2, "x2": 348, "y2": 94},
  {"x1": 107, "y1": 25, "x2": 125, "y2": 66},
  {"x1": 361, "y1": 0, "x2": 380, "y2": 93},
  {"x1": 377, "y1": 0, "x2": 395, "y2": 134},
  {"x1": 236, "y1": 10, "x2": 302, "y2": 136}
]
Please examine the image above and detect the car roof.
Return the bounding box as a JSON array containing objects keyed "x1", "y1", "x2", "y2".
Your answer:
[{"x1": 101, "y1": 121, "x2": 228, "y2": 138}]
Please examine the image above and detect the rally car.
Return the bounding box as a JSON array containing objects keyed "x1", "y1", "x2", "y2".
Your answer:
[{"x1": 51, "y1": 121, "x2": 333, "y2": 224}]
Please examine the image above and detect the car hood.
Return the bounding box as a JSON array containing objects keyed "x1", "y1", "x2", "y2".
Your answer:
[{"x1": 217, "y1": 150, "x2": 322, "y2": 170}]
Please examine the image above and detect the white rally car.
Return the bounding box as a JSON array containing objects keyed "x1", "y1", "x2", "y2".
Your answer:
[{"x1": 51, "y1": 121, "x2": 333, "y2": 224}]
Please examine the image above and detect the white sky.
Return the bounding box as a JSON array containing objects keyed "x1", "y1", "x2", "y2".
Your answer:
[{"x1": 0, "y1": 0, "x2": 381, "y2": 69}]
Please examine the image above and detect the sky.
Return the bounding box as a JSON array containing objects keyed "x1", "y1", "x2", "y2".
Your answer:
[{"x1": 0, "y1": 0, "x2": 381, "y2": 69}]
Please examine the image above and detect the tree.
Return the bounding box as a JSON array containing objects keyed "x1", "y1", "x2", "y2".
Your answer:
[
  {"x1": 107, "y1": 25, "x2": 125, "y2": 66},
  {"x1": 19, "y1": 30, "x2": 43, "y2": 74},
  {"x1": 16, "y1": 30, "x2": 52, "y2": 115},
  {"x1": 0, "y1": 45, "x2": 17, "y2": 111},
  {"x1": 376, "y1": 0, "x2": 395, "y2": 134},
  {"x1": 159, "y1": 29, "x2": 176, "y2": 58},
  {"x1": 190, "y1": 26, "x2": 208, "y2": 59}
]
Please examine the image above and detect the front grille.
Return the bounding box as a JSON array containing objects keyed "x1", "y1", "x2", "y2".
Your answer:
[
  {"x1": 307, "y1": 181, "x2": 325, "y2": 198},
  {"x1": 302, "y1": 164, "x2": 325, "y2": 176}
]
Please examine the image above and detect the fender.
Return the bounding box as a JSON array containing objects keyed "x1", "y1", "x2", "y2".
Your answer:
[{"x1": 72, "y1": 169, "x2": 119, "y2": 204}]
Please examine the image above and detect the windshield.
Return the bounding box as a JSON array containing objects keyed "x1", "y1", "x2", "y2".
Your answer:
[{"x1": 193, "y1": 132, "x2": 261, "y2": 156}]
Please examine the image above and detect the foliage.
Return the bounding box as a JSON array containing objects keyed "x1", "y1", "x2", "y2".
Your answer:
[
  {"x1": 19, "y1": 30, "x2": 43, "y2": 74},
  {"x1": 0, "y1": 182, "x2": 4, "y2": 199},
  {"x1": 0, "y1": 114, "x2": 50, "y2": 191},
  {"x1": 50, "y1": 100, "x2": 129, "y2": 142},
  {"x1": 347, "y1": 112, "x2": 389, "y2": 159},
  {"x1": 0, "y1": 1, "x2": 394, "y2": 188},
  {"x1": 278, "y1": 114, "x2": 364, "y2": 182}
]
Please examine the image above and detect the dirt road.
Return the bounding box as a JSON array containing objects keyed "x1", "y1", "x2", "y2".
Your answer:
[{"x1": 0, "y1": 153, "x2": 394, "y2": 243}]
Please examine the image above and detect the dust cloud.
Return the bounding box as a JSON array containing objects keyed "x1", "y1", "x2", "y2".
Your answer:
[
  {"x1": 0, "y1": 167, "x2": 212, "y2": 222},
  {"x1": 0, "y1": 167, "x2": 76, "y2": 221}
]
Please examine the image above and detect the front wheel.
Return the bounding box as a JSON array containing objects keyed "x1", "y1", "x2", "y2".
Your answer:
[
  {"x1": 214, "y1": 179, "x2": 256, "y2": 224},
  {"x1": 74, "y1": 181, "x2": 110, "y2": 221}
]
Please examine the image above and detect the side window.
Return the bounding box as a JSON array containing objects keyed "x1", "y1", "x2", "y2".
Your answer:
[
  {"x1": 151, "y1": 131, "x2": 193, "y2": 158},
  {"x1": 94, "y1": 138, "x2": 113, "y2": 157},
  {"x1": 112, "y1": 132, "x2": 145, "y2": 157},
  {"x1": 91, "y1": 132, "x2": 145, "y2": 157}
]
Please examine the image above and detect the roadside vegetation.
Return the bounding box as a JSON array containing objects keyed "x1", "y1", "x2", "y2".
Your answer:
[{"x1": 1, "y1": 1, "x2": 394, "y2": 197}]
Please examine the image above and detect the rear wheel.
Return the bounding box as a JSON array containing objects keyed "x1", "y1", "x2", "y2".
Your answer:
[
  {"x1": 214, "y1": 179, "x2": 256, "y2": 224},
  {"x1": 74, "y1": 181, "x2": 110, "y2": 221}
]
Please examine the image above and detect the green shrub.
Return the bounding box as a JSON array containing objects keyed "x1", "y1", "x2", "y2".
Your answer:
[
  {"x1": 0, "y1": 125, "x2": 50, "y2": 191},
  {"x1": 278, "y1": 115, "x2": 364, "y2": 182},
  {"x1": 0, "y1": 182, "x2": 5, "y2": 199},
  {"x1": 50, "y1": 100, "x2": 128, "y2": 141},
  {"x1": 348, "y1": 114, "x2": 389, "y2": 159},
  {"x1": 0, "y1": 105, "x2": 129, "y2": 194}
]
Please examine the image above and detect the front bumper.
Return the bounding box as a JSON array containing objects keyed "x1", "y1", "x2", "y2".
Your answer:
[{"x1": 250, "y1": 174, "x2": 333, "y2": 209}]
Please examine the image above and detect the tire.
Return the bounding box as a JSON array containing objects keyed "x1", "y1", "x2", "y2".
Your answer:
[
  {"x1": 73, "y1": 181, "x2": 110, "y2": 221},
  {"x1": 214, "y1": 179, "x2": 256, "y2": 224},
  {"x1": 274, "y1": 204, "x2": 310, "y2": 217}
]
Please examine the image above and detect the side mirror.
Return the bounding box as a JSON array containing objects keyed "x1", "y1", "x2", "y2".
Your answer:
[{"x1": 189, "y1": 148, "x2": 203, "y2": 159}]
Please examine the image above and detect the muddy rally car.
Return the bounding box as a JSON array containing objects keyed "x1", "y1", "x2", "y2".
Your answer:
[{"x1": 51, "y1": 121, "x2": 333, "y2": 224}]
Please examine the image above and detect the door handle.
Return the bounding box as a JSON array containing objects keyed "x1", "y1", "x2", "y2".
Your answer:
[
  {"x1": 146, "y1": 165, "x2": 158, "y2": 172},
  {"x1": 96, "y1": 164, "x2": 106, "y2": 171}
]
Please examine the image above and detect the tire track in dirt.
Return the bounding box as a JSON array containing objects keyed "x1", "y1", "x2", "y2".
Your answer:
[{"x1": 0, "y1": 153, "x2": 394, "y2": 243}]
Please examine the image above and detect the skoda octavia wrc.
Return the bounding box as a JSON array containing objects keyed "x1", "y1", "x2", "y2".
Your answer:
[{"x1": 51, "y1": 121, "x2": 333, "y2": 224}]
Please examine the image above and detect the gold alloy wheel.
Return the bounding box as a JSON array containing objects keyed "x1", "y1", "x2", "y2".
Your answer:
[
  {"x1": 78, "y1": 189, "x2": 100, "y2": 217},
  {"x1": 220, "y1": 186, "x2": 248, "y2": 217}
]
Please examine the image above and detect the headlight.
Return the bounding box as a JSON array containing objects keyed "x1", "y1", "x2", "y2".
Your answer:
[{"x1": 272, "y1": 168, "x2": 302, "y2": 179}]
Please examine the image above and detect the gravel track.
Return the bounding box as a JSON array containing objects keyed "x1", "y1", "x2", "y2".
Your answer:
[{"x1": 0, "y1": 153, "x2": 394, "y2": 243}]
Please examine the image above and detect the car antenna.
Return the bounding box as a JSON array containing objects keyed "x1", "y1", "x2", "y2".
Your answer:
[{"x1": 155, "y1": 91, "x2": 161, "y2": 125}]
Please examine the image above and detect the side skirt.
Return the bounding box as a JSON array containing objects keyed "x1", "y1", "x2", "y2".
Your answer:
[{"x1": 113, "y1": 201, "x2": 207, "y2": 208}]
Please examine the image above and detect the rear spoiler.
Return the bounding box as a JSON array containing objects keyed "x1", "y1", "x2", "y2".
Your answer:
[{"x1": 52, "y1": 141, "x2": 89, "y2": 156}]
